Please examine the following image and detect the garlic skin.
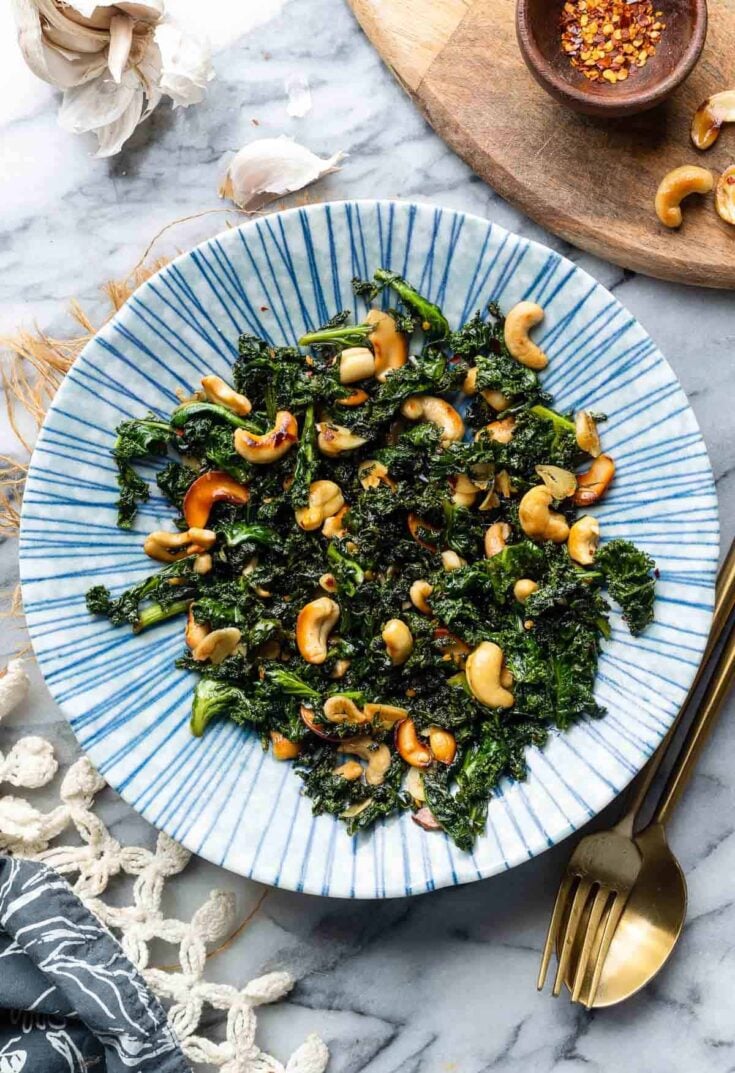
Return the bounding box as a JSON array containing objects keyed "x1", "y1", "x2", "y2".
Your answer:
[
  {"x1": 11, "y1": 0, "x2": 213, "y2": 157},
  {"x1": 156, "y1": 22, "x2": 214, "y2": 107},
  {"x1": 220, "y1": 137, "x2": 346, "y2": 211},
  {"x1": 285, "y1": 73, "x2": 312, "y2": 118}
]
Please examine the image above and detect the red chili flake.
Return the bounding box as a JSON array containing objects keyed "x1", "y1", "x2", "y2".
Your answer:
[{"x1": 560, "y1": 0, "x2": 667, "y2": 84}]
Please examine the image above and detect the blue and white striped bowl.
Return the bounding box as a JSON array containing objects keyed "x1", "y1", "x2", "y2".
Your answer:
[{"x1": 19, "y1": 201, "x2": 718, "y2": 898}]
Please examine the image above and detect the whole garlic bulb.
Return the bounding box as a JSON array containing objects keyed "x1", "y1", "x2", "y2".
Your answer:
[{"x1": 11, "y1": 0, "x2": 214, "y2": 156}]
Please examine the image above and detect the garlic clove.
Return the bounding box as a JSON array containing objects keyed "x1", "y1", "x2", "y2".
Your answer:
[
  {"x1": 219, "y1": 136, "x2": 346, "y2": 211},
  {"x1": 108, "y1": 14, "x2": 135, "y2": 82},
  {"x1": 41, "y1": 2, "x2": 111, "y2": 54}
]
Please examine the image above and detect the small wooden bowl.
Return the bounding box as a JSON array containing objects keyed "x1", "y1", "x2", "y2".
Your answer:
[{"x1": 516, "y1": 0, "x2": 708, "y2": 118}]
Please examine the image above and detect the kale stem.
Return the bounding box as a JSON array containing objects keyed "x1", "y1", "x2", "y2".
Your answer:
[
  {"x1": 298, "y1": 324, "x2": 373, "y2": 347},
  {"x1": 530, "y1": 404, "x2": 576, "y2": 433},
  {"x1": 134, "y1": 600, "x2": 189, "y2": 633}
]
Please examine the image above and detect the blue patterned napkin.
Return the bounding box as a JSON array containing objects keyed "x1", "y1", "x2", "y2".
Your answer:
[{"x1": 0, "y1": 857, "x2": 190, "y2": 1073}]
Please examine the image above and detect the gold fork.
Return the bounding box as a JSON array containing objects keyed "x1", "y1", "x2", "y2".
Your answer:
[{"x1": 537, "y1": 538, "x2": 735, "y2": 1004}]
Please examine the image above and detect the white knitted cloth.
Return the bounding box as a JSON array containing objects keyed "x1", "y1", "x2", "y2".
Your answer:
[{"x1": 0, "y1": 659, "x2": 329, "y2": 1073}]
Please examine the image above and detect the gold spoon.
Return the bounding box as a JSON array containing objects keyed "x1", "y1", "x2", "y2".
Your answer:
[{"x1": 565, "y1": 540, "x2": 735, "y2": 1006}]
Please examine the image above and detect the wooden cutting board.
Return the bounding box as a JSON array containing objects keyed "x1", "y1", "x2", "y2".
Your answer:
[{"x1": 347, "y1": 0, "x2": 735, "y2": 288}]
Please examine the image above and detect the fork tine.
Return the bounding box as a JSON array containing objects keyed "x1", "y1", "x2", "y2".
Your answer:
[
  {"x1": 552, "y1": 877, "x2": 592, "y2": 996},
  {"x1": 570, "y1": 885, "x2": 611, "y2": 1003},
  {"x1": 537, "y1": 871, "x2": 575, "y2": 991},
  {"x1": 585, "y1": 889, "x2": 628, "y2": 1008}
]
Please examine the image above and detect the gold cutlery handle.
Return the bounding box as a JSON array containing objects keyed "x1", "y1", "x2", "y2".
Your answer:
[
  {"x1": 654, "y1": 618, "x2": 735, "y2": 825},
  {"x1": 617, "y1": 538, "x2": 735, "y2": 833}
]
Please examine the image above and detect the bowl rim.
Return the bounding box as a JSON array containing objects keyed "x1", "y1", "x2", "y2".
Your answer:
[
  {"x1": 515, "y1": 0, "x2": 708, "y2": 115},
  {"x1": 18, "y1": 197, "x2": 719, "y2": 897}
]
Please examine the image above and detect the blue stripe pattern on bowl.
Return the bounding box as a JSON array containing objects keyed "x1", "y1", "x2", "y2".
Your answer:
[{"x1": 19, "y1": 200, "x2": 718, "y2": 898}]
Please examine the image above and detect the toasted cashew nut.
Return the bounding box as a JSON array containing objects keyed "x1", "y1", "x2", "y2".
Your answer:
[
  {"x1": 535, "y1": 464, "x2": 577, "y2": 500},
  {"x1": 575, "y1": 411, "x2": 602, "y2": 457},
  {"x1": 296, "y1": 597, "x2": 340, "y2": 664},
  {"x1": 324, "y1": 695, "x2": 370, "y2": 725},
  {"x1": 295, "y1": 480, "x2": 344, "y2": 531},
  {"x1": 500, "y1": 666, "x2": 514, "y2": 690},
  {"x1": 485, "y1": 389, "x2": 511, "y2": 411},
  {"x1": 322, "y1": 505, "x2": 349, "y2": 539},
  {"x1": 193, "y1": 627, "x2": 242, "y2": 665},
  {"x1": 270, "y1": 730, "x2": 301, "y2": 761},
  {"x1": 462, "y1": 366, "x2": 479, "y2": 394},
  {"x1": 194, "y1": 553, "x2": 213, "y2": 575},
  {"x1": 334, "y1": 759, "x2": 364, "y2": 781},
  {"x1": 514, "y1": 578, "x2": 539, "y2": 603},
  {"x1": 428, "y1": 726, "x2": 457, "y2": 765},
  {"x1": 338, "y1": 737, "x2": 391, "y2": 785},
  {"x1": 366, "y1": 309, "x2": 408, "y2": 381},
  {"x1": 484, "y1": 521, "x2": 511, "y2": 558},
  {"x1": 574, "y1": 454, "x2": 615, "y2": 506},
  {"x1": 401, "y1": 395, "x2": 465, "y2": 445},
  {"x1": 691, "y1": 90, "x2": 735, "y2": 150},
  {"x1": 715, "y1": 165, "x2": 735, "y2": 225},
  {"x1": 358, "y1": 460, "x2": 396, "y2": 490},
  {"x1": 395, "y1": 719, "x2": 432, "y2": 768},
  {"x1": 449, "y1": 473, "x2": 479, "y2": 508},
  {"x1": 409, "y1": 580, "x2": 433, "y2": 614},
  {"x1": 187, "y1": 527, "x2": 217, "y2": 550},
  {"x1": 382, "y1": 618, "x2": 414, "y2": 665},
  {"x1": 441, "y1": 550, "x2": 466, "y2": 571},
  {"x1": 479, "y1": 415, "x2": 516, "y2": 445},
  {"x1": 317, "y1": 422, "x2": 367, "y2": 456},
  {"x1": 144, "y1": 527, "x2": 216, "y2": 563},
  {"x1": 329, "y1": 658, "x2": 351, "y2": 679},
  {"x1": 144, "y1": 530, "x2": 192, "y2": 563},
  {"x1": 201, "y1": 374, "x2": 252, "y2": 415},
  {"x1": 340, "y1": 347, "x2": 375, "y2": 383},
  {"x1": 185, "y1": 607, "x2": 209, "y2": 650},
  {"x1": 234, "y1": 410, "x2": 298, "y2": 463},
  {"x1": 462, "y1": 368, "x2": 510, "y2": 411},
  {"x1": 337, "y1": 387, "x2": 369, "y2": 407},
  {"x1": 655, "y1": 165, "x2": 713, "y2": 228},
  {"x1": 519, "y1": 486, "x2": 570, "y2": 543},
  {"x1": 504, "y1": 301, "x2": 548, "y2": 370},
  {"x1": 568, "y1": 515, "x2": 600, "y2": 565},
  {"x1": 364, "y1": 702, "x2": 408, "y2": 727},
  {"x1": 466, "y1": 641, "x2": 515, "y2": 708}
]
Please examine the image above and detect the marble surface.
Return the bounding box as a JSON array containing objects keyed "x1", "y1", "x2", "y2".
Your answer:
[{"x1": 1, "y1": 1, "x2": 735, "y2": 1070}]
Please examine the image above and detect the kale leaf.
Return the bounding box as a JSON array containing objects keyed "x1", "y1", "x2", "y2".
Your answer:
[{"x1": 596, "y1": 539, "x2": 656, "y2": 635}]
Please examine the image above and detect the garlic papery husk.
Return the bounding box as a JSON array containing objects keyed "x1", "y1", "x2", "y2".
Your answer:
[
  {"x1": 285, "y1": 73, "x2": 312, "y2": 118},
  {"x1": 11, "y1": 0, "x2": 212, "y2": 156},
  {"x1": 220, "y1": 137, "x2": 346, "y2": 211},
  {"x1": 155, "y1": 23, "x2": 214, "y2": 107}
]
